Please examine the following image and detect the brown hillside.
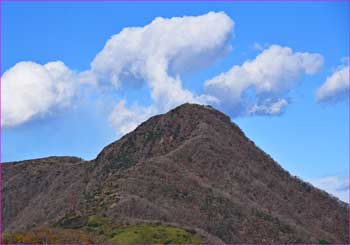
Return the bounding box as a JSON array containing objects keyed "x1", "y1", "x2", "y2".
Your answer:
[{"x1": 2, "y1": 103, "x2": 349, "y2": 243}]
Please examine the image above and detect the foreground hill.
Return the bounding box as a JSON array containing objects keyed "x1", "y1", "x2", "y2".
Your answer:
[{"x1": 2, "y1": 103, "x2": 349, "y2": 243}]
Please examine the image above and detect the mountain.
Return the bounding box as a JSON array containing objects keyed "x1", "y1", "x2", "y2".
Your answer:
[{"x1": 2, "y1": 103, "x2": 349, "y2": 244}]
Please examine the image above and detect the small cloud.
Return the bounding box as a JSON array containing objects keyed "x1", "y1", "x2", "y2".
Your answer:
[
  {"x1": 253, "y1": 42, "x2": 270, "y2": 51},
  {"x1": 2, "y1": 61, "x2": 78, "y2": 127},
  {"x1": 316, "y1": 58, "x2": 349, "y2": 103},
  {"x1": 204, "y1": 44, "x2": 324, "y2": 117},
  {"x1": 248, "y1": 98, "x2": 289, "y2": 116},
  {"x1": 309, "y1": 175, "x2": 349, "y2": 203},
  {"x1": 108, "y1": 100, "x2": 155, "y2": 135},
  {"x1": 253, "y1": 42, "x2": 264, "y2": 51}
]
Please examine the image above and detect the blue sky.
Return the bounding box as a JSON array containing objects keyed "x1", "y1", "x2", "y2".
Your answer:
[{"x1": 2, "y1": 2, "x2": 349, "y2": 201}]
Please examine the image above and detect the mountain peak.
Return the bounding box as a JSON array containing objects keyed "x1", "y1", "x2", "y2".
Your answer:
[
  {"x1": 95, "y1": 103, "x2": 245, "y2": 168},
  {"x1": 169, "y1": 102, "x2": 214, "y2": 113},
  {"x1": 167, "y1": 103, "x2": 231, "y2": 124}
]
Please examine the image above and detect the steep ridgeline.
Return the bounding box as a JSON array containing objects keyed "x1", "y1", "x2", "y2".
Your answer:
[{"x1": 2, "y1": 104, "x2": 349, "y2": 243}]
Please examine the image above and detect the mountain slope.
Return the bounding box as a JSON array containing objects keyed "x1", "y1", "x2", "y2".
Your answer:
[{"x1": 2, "y1": 103, "x2": 349, "y2": 243}]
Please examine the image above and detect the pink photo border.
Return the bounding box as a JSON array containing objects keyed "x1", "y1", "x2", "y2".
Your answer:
[{"x1": 0, "y1": 0, "x2": 349, "y2": 245}]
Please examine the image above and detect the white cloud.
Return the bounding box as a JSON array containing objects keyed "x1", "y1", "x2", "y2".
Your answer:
[
  {"x1": 204, "y1": 45, "x2": 324, "y2": 116},
  {"x1": 89, "y1": 12, "x2": 233, "y2": 134},
  {"x1": 108, "y1": 95, "x2": 219, "y2": 135},
  {"x1": 248, "y1": 98, "x2": 288, "y2": 115},
  {"x1": 252, "y1": 42, "x2": 269, "y2": 51},
  {"x1": 2, "y1": 61, "x2": 78, "y2": 127},
  {"x1": 108, "y1": 100, "x2": 155, "y2": 135},
  {"x1": 2, "y1": 12, "x2": 231, "y2": 131},
  {"x1": 2, "y1": 13, "x2": 327, "y2": 135},
  {"x1": 309, "y1": 176, "x2": 349, "y2": 203},
  {"x1": 253, "y1": 42, "x2": 264, "y2": 51},
  {"x1": 316, "y1": 60, "x2": 349, "y2": 103}
]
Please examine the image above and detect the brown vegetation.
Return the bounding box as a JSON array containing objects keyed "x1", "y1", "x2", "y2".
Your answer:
[{"x1": 2, "y1": 103, "x2": 349, "y2": 243}]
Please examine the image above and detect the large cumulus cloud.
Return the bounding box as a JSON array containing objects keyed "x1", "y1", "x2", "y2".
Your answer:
[
  {"x1": 2, "y1": 61, "x2": 78, "y2": 127},
  {"x1": 204, "y1": 45, "x2": 324, "y2": 116},
  {"x1": 88, "y1": 12, "x2": 233, "y2": 134}
]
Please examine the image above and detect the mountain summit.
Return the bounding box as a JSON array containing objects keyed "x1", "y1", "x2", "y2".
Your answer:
[{"x1": 2, "y1": 103, "x2": 349, "y2": 243}]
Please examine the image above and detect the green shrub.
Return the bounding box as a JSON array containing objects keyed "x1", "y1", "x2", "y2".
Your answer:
[
  {"x1": 108, "y1": 224, "x2": 202, "y2": 244},
  {"x1": 87, "y1": 215, "x2": 109, "y2": 228},
  {"x1": 3, "y1": 216, "x2": 203, "y2": 244}
]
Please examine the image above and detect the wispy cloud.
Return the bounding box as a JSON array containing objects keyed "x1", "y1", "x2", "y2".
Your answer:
[
  {"x1": 108, "y1": 100, "x2": 155, "y2": 135},
  {"x1": 309, "y1": 175, "x2": 349, "y2": 203},
  {"x1": 252, "y1": 42, "x2": 269, "y2": 51}
]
